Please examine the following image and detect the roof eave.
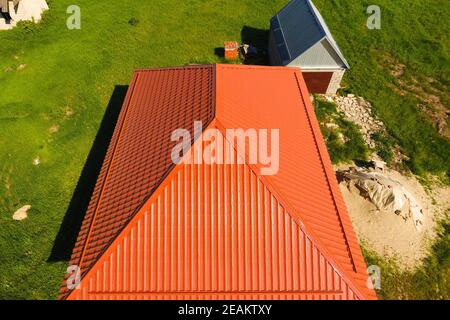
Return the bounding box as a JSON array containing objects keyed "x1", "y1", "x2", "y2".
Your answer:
[{"x1": 323, "y1": 37, "x2": 350, "y2": 69}]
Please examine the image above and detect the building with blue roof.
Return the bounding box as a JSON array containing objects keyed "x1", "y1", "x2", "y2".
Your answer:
[{"x1": 268, "y1": 0, "x2": 349, "y2": 94}]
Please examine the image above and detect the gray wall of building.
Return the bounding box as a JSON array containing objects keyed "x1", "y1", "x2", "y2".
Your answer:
[{"x1": 288, "y1": 38, "x2": 346, "y2": 70}]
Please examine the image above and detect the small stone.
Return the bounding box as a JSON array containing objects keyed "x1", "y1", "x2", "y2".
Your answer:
[
  {"x1": 13, "y1": 205, "x2": 31, "y2": 221},
  {"x1": 33, "y1": 158, "x2": 40, "y2": 166},
  {"x1": 337, "y1": 132, "x2": 347, "y2": 144},
  {"x1": 325, "y1": 122, "x2": 339, "y2": 129}
]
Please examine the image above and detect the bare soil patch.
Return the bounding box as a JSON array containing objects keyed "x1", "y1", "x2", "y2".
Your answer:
[
  {"x1": 378, "y1": 53, "x2": 450, "y2": 138},
  {"x1": 336, "y1": 163, "x2": 449, "y2": 269}
]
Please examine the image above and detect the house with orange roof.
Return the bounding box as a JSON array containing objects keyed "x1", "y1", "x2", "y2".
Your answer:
[{"x1": 60, "y1": 64, "x2": 376, "y2": 300}]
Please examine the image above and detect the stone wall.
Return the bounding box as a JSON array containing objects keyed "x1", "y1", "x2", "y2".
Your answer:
[{"x1": 326, "y1": 69, "x2": 345, "y2": 95}]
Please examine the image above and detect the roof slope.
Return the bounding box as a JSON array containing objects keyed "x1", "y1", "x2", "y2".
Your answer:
[
  {"x1": 61, "y1": 64, "x2": 375, "y2": 300},
  {"x1": 60, "y1": 66, "x2": 215, "y2": 297},
  {"x1": 66, "y1": 130, "x2": 367, "y2": 300},
  {"x1": 270, "y1": 0, "x2": 349, "y2": 68},
  {"x1": 216, "y1": 65, "x2": 372, "y2": 298}
]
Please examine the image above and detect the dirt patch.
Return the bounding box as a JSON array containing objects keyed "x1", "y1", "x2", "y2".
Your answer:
[
  {"x1": 64, "y1": 107, "x2": 74, "y2": 119},
  {"x1": 390, "y1": 63, "x2": 406, "y2": 78},
  {"x1": 378, "y1": 52, "x2": 450, "y2": 138},
  {"x1": 336, "y1": 163, "x2": 449, "y2": 269},
  {"x1": 3, "y1": 174, "x2": 11, "y2": 191},
  {"x1": 378, "y1": 53, "x2": 406, "y2": 78},
  {"x1": 48, "y1": 124, "x2": 60, "y2": 134}
]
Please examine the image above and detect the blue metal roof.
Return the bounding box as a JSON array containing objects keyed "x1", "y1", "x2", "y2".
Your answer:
[{"x1": 271, "y1": 0, "x2": 349, "y2": 68}]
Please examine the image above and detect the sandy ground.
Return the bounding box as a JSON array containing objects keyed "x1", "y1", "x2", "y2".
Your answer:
[{"x1": 336, "y1": 164, "x2": 449, "y2": 269}]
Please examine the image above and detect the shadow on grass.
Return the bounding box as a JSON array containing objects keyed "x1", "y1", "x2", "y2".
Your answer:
[
  {"x1": 213, "y1": 26, "x2": 269, "y2": 65},
  {"x1": 214, "y1": 47, "x2": 225, "y2": 58},
  {"x1": 48, "y1": 85, "x2": 128, "y2": 262},
  {"x1": 240, "y1": 25, "x2": 269, "y2": 65},
  {"x1": 241, "y1": 25, "x2": 269, "y2": 49}
]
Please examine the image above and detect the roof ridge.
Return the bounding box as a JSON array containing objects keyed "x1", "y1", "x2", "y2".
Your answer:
[
  {"x1": 80, "y1": 66, "x2": 216, "y2": 275},
  {"x1": 61, "y1": 73, "x2": 142, "y2": 299},
  {"x1": 293, "y1": 70, "x2": 367, "y2": 272},
  {"x1": 292, "y1": 71, "x2": 372, "y2": 297},
  {"x1": 274, "y1": 15, "x2": 292, "y2": 61},
  {"x1": 304, "y1": 0, "x2": 327, "y2": 39},
  {"x1": 64, "y1": 119, "x2": 220, "y2": 300}
]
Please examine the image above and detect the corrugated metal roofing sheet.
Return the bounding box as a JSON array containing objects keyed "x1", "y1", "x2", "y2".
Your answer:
[
  {"x1": 61, "y1": 64, "x2": 376, "y2": 300},
  {"x1": 67, "y1": 131, "x2": 362, "y2": 300},
  {"x1": 216, "y1": 65, "x2": 373, "y2": 299},
  {"x1": 60, "y1": 65, "x2": 215, "y2": 298}
]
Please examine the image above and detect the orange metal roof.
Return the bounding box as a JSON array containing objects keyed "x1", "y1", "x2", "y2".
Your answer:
[
  {"x1": 61, "y1": 64, "x2": 376, "y2": 300},
  {"x1": 60, "y1": 65, "x2": 215, "y2": 298}
]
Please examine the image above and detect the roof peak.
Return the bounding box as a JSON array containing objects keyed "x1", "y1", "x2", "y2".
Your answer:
[{"x1": 272, "y1": 0, "x2": 350, "y2": 68}]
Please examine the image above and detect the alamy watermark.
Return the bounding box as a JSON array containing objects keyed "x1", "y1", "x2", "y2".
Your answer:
[
  {"x1": 171, "y1": 121, "x2": 280, "y2": 176},
  {"x1": 367, "y1": 5, "x2": 381, "y2": 30},
  {"x1": 66, "y1": 5, "x2": 81, "y2": 30},
  {"x1": 66, "y1": 265, "x2": 81, "y2": 290},
  {"x1": 367, "y1": 265, "x2": 381, "y2": 290}
]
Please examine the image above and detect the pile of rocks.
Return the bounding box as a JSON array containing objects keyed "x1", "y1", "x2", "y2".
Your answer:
[{"x1": 329, "y1": 94, "x2": 384, "y2": 148}]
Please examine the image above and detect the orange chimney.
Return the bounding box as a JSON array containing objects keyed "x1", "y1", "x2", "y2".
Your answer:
[{"x1": 224, "y1": 41, "x2": 239, "y2": 60}]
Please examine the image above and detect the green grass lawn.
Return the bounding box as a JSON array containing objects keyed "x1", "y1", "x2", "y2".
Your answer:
[{"x1": 0, "y1": 0, "x2": 448, "y2": 299}]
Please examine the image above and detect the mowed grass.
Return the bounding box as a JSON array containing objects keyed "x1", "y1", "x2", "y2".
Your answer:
[{"x1": 0, "y1": 0, "x2": 448, "y2": 299}]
